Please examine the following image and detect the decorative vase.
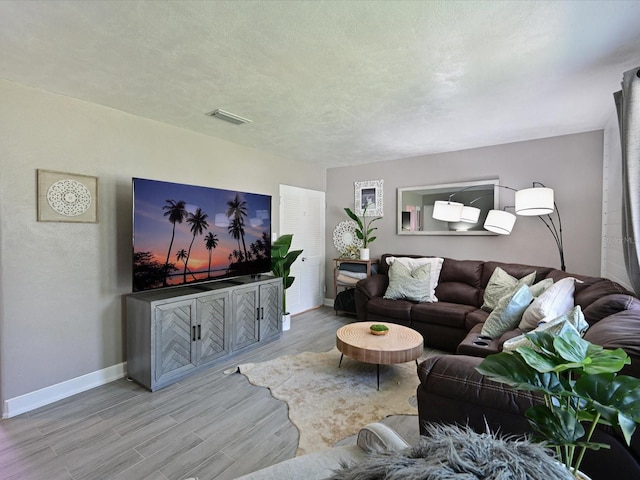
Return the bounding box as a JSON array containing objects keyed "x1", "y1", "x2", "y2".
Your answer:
[
  {"x1": 282, "y1": 313, "x2": 291, "y2": 331},
  {"x1": 359, "y1": 248, "x2": 370, "y2": 260}
]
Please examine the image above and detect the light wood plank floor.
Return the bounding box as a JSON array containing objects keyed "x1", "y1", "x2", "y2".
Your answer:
[{"x1": 0, "y1": 307, "x2": 422, "y2": 480}]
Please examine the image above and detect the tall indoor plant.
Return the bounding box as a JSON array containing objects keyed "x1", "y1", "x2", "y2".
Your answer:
[
  {"x1": 344, "y1": 204, "x2": 381, "y2": 260},
  {"x1": 271, "y1": 234, "x2": 303, "y2": 330},
  {"x1": 476, "y1": 328, "x2": 640, "y2": 478}
]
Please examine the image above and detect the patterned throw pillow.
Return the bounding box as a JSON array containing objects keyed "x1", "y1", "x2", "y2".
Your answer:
[
  {"x1": 518, "y1": 277, "x2": 576, "y2": 331},
  {"x1": 504, "y1": 306, "x2": 588, "y2": 352},
  {"x1": 386, "y1": 256, "x2": 444, "y2": 301},
  {"x1": 529, "y1": 278, "x2": 554, "y2": 298},
  {"x1": 481, "y1": 267, "x2": 536, "y2": 312},
  {"x1": 383, "y1": 261, "x2": 433, "y2": 302},
  {"x1": 480, "y1": 284, "x2": 534, "y2": 339}
]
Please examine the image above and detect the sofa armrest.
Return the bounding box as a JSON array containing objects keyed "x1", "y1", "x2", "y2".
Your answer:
[
  {"x1": 583, "y1": 310, "x2": 640, "y2": 378},
  {"x1": 355, "y1": 274, "x2": 388, "y2": 299},
  {"x1": 417, "y1": 355, "x2": 541, "y2": 419},
  {"x1": 354, "y1": 275, "x2": 388, "y2": 320},
  {"x1": 356, "y1": 422, "x2": 410, "y2": 453}
]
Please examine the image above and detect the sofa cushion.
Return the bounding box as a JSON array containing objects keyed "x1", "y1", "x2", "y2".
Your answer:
[
  {"x1": 481, "y1": 285, "x2": 534, "y2": 339},
  {"x1": 518, "y1": 277, "x2": 576, "y2": 331},
  {"x1": 384, "y1": 261, "x2": 433, "y2": 302},
  {"x1": 411, "y1": 302, "x2": 477, "y2": 329},
  {"x1": 365, "y1": 297, "x2": 413, "y2": 322},
  {"x1": 465, "y1": 308, "x2": 489, "y2": 331},
  {"x1": 481, "y1": 267, "x2": 536, "y2": 312},
  {"x1": 436, "y1": 259, "x2": 484, "y2": 306}
]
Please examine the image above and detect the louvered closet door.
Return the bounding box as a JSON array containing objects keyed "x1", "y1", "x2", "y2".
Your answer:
[
  {"x1": 279, "y1": 185, "x2": 325, "y2": 315},
  {"x1": 155, "y1": 299, "x2": 197, "y2": 384}
]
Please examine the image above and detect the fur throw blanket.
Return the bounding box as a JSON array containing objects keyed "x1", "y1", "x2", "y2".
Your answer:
[{"x1": 329, "y1": 424, "x2": 574, "y2": 480}]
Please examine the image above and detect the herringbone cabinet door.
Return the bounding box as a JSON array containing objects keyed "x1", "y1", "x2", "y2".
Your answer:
[
  {"x1": 154, "y1": 299, "x2": 196, "y2": 383},
  {"x1": 197, "y1": 292, "x2": 230, "y2": 364},
  {"x1": 260, "y1": 281, "x2": 281, "y2": 341},
  {"x1": 231, "y1": 286, "x2": 259, "y2": 351}
]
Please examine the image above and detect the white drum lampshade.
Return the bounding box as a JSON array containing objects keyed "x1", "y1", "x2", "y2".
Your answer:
[
  {"x1": 460, "y1": 206, "x2": 481, "y2": 224},
  {"x1": 432, "y1": 201, "x2": 463, "y2": 222},
  {"x1": 515, "y1": 187, "x2": 554, "y2": 216},
  {"x1": 484, "y1": 210, "x2": 516, "y2": 235}
]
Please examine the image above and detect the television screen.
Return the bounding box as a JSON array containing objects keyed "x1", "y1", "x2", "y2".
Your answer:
[{"x1": 132, "y1": 177, "x2": 272, "y2": 292}]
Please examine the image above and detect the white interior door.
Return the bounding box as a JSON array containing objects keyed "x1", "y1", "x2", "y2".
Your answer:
[{"x1": 279, "y1": 185, "x2": 325, "y2": 315}]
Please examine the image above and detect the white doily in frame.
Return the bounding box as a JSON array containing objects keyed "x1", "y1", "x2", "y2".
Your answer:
[
  {"x1": 46, "y1": 179, "x2": 93, "y2": 217},
  {"x1": 333, "y1": 220, "x2": 362, "y2": 253}
]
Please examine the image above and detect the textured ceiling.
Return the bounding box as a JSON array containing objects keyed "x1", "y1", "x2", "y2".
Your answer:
[{"x1": 2, "y1": 1, "x2": 640, "y2": 167}]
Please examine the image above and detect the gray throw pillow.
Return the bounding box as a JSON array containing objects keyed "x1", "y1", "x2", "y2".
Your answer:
[
  {"x1": 480, "y1": 284, "x2": 534, "y2": 339},
  {"x1": 383, "y1": 261, "x2": 433, "y2": 302},
  {"x1": 481, "y1": 267, "x2": 536, "y2": 312}
]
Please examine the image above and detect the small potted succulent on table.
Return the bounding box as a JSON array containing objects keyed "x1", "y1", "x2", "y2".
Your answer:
[
  {"x1": 476, "y1": 327, "x2": 640, "y2": 479},
  {"x1": 369, "y1": 324, "x2": 389, "y2": 336}
]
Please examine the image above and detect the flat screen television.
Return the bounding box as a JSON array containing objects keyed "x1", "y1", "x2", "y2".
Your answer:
[{"x1": 132, "y1": 177, "x2": 272, "y2": 292}]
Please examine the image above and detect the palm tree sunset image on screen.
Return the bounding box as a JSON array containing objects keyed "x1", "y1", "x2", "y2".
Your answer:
[{"x1": 132, "y1": 178, "x2": 272, "y2": 292}]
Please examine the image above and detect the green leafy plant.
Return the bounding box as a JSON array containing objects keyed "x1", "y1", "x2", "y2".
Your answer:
[
  {"x1": 270, "y1": 234, "x2": 303, "y2": 314},
  {"x1": 344, "y1": 204, "x2": 382, "y2": 248},
  {"x1": 476, "y1": 328, "x2": 640, "y2": 477},
  {"x1": 370, "y1": 324, "x2": 389, "y2": 332}
]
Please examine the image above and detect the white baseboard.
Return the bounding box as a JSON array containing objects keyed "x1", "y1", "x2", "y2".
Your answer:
[
  {"x1": 3, "y1": 362, "x2": 127, "y2": 419},
  {"x1": 324, "y1": 297, "x2": 335, "y2": 307}
]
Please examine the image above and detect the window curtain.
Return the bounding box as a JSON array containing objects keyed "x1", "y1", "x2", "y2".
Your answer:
[{"x1": 614, "y1": 66, "x2": 640, "y2": 295}]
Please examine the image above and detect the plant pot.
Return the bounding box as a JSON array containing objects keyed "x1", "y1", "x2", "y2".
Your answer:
[
  {"x1": 282, "y1": 313, "x2": 291, "y2": 331},
  {"x1": 359, "y1": 248, "x2": 370, "y2": 260}
]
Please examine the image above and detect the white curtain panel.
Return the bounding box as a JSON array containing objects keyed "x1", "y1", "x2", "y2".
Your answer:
[{"x1": 614, "y1": 66, "x2": 640, "y2": 295}]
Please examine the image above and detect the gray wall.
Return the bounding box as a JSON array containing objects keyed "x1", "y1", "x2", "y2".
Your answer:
[
  {"x1": 325, "y1": 131, "x2": 604, "y2": 298},
  {"x1": 0, "y1": 79, "x2": 326, "y2": 406}
]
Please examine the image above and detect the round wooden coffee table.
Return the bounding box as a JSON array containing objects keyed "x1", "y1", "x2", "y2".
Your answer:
[{"x1": 336, "y1": 321, "x2": 424, "y2": 390}]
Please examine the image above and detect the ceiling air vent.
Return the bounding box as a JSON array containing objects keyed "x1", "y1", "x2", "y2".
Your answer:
[{"x1": 205, "y1": 109, "x2": 252, "y2": 125}]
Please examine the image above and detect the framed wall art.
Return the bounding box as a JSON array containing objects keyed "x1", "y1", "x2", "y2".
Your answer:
[
  {"x1": 37, "y1": 169, "x2": 98, "y2": 223},
  {"x1": 354, "y1": 179, "x2": 383, "y2": 217}
]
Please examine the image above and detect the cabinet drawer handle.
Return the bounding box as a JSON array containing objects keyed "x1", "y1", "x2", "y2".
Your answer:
[
  {"x1": 192, "y1": 326, "x2": 196, "y2": 341},
  {"x1": 197, "y1": 325, "x2": 202, "y2": 340},
  {"x1": 256, "y1": 307, "x2": 260, "y2": 321}
]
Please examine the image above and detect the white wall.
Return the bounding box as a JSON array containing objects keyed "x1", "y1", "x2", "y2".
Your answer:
[
  {"x1": 0, "y1": 79, "x2": 326, "y2": 412},
  {"x1": 325, "y1": 131, "x2": 605, "y2": 297}
]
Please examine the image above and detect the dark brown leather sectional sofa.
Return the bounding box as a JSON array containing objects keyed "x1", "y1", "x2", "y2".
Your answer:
[{"x1": 354, "y1": 253, "x2": 640, "y2": 479}]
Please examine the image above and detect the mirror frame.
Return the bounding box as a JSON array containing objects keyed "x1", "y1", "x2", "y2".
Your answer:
[{"x1": 397, "y1": 179, "x2": 500, "y2": 235}]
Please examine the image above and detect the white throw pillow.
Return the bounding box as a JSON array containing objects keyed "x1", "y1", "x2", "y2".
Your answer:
[
  {"x1": 386, "y1": 256, "x2": 444, "y2": 302},
  {"x1": 518, "y1": 277, "x2": 576, "y2": 331}
]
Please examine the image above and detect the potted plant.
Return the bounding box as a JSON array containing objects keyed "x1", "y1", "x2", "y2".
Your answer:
[
  {"x1": 344, "y1": 204, "x2": 381, "y2": 260},
  {"x1": 476, "y1": 327, "x2": 640, "y2": 478},
  {"x1": 271, "y1": 234, "x2": 303, "y2": 331}
]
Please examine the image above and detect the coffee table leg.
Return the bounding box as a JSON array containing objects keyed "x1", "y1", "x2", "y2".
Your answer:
[
  {"x1": 339, "y1": 353, "x2": 344, "y2": 368},
  {"x1": 377, "y1": 364, "x2": 380, "y2": 391}
]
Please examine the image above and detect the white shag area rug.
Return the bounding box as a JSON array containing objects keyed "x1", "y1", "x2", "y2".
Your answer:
[{"x1": 237, "y1": 347, "x2": 437, "y2": 456}]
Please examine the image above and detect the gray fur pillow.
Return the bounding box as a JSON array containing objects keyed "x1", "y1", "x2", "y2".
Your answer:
[{"x1": 329, "y1": 423, "x2": 573, "y2": 480}]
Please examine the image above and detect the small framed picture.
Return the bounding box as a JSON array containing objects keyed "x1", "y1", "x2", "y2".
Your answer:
[
  {"x1": 354, "y1": 179, "x2": 383, "y2": 217},
  {"x1": 37, "y1": 169, "x2": 98, "y2": 223}
]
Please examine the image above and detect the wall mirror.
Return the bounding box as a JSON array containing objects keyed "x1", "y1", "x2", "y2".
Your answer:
[{"x1": 397, "y1": 179, "x2": 500, "y2": 235}]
